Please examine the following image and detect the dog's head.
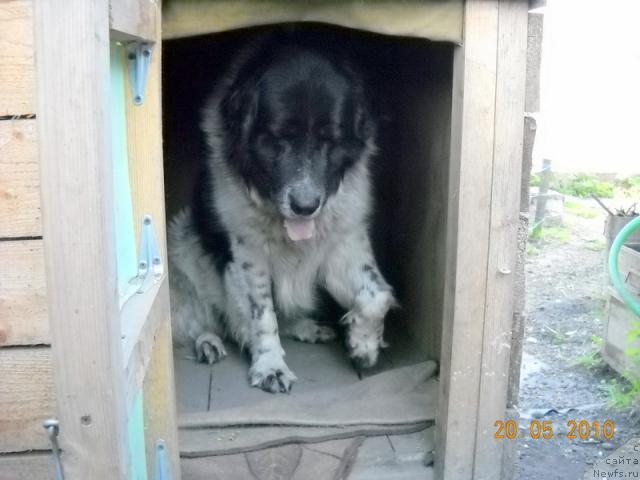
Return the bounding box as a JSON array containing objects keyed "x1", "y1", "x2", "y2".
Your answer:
[{"x1": 217, "y1": 46, "x2": 375, "y2": 241}]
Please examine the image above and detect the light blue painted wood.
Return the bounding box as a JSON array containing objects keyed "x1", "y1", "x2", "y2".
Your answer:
[
  {"x1": 127, "y1": 391, "x2": 149, "y2": 480},
  {"x1": 111, "y1": 41, "x2": 148, "y2": 480},
  {"x1": 110, "y1": 42, "x2": 139, "y2": 305}
]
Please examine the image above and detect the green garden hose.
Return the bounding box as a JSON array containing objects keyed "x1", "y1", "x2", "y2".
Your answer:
[{"x1": 608, "y1": 215, "x2": 640, "y2": 317}]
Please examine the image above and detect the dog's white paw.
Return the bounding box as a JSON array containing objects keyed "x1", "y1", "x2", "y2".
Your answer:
[
  {"x1": 249, "y1": 352, "x2": 297, "y2": 393},
  {"x1": 341, "y1": 311, "x2": 384, "y2": 369},
  {"x1": 195, "y1": 332, "x2": 227, "y2": 365},
  {"x1": 285, "y1": 319, "x2": 337, "y2": 344}
]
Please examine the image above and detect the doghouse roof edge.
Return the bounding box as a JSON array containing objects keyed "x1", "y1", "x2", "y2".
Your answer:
[{"x1": 162, "y1": 0, "x2": 463, "y2": 43}]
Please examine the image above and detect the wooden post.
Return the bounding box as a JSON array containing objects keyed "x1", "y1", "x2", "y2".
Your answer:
[
  {"x1": 33, "y1": 0, "x2": 129, "y2": 478},
  {"x1": 437, "y1": 0, "x2": 528, "y2": 479}
]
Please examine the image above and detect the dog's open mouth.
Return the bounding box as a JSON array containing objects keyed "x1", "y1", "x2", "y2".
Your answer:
[{"x1": 284, "y1": 218, "x2": 316, "y2": 241}]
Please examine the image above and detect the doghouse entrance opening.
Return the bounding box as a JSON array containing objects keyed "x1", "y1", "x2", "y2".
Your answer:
[{"x1": 163, "y1": 23, "x2": 453, "y2": 469}]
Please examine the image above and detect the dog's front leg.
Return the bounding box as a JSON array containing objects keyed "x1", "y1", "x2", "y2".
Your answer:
[
  {"x1": 224, "y1": 249, "x2": 296, "y2": 393},
  {"x1": 323, "y1": 235, "x2": 397, "y2": 369}
]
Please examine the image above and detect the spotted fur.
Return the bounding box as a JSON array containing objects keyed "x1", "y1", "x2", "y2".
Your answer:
[{"x1": 169, "y1": 39, "x2": 396, "y2": 393}]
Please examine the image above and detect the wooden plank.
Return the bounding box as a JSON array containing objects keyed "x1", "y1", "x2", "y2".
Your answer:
[
  {"x1": 435, "y1": 2, "x2": 500, "y2": 479},
  {"x1": 122, "y1": 278, "x2": 165, "y2": 402},
  {"x1": 0, "y1": 119, "x2": 41, "y2": 238},
  {"x1": 0, "y1": 452, "x2": 54, "y2": 480},
  {"x1": 0, "y1": 0, "x2": 35, "y2": 116},
  {"x1": 143, "y1": 314, "x2": 181, "y2": 480},
  {"x1": 33, "y1": 1, "x2": 129, "y2": 478},
  {"x1": 123, "y1": 24, "x2": 167, "y2": 258},
  {"x1": 0, "y1": 347, "x2": 55, "y2": 452},
  {"x1": 0, "y1": 239, "x2": 48, "y2": 346},
  {"x1": 109, "y1": 0, "x2": 158, "y2": 41},
  {"x1": 473, "y1": 2, "x2": 528, "y2": 479},
  {"x1": 162, "y1": 1, "x2": 464, "y2": 43},
  {"x1": 121, "y1": 5, "x2": 181, "y2": 476}
]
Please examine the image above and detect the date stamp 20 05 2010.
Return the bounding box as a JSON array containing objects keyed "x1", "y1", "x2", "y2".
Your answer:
[{"x1": 494, "y1": 419, "x2": 615, "y2": 441}]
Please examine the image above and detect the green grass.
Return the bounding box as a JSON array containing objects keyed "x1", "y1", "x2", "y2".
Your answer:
[
  {"x1": 530, "y1": 174, "x2": 541, "y2": 187},
  {"x1": 574, "y1": 335, "x2": 605, "y2": 369},
  {"x1": 584, "y1": 238, "x2": 605, "y2": 252},
  {"x1": 527, "y1": 244, "x2": 541, "y2": 256},
  {"x1": 552, "y1": 332, "x2": 567, "y2": 345},
  {"x1": 607, "y1": 378, "x2": 640, "y2": 408},
  {"x1": 529, "y1": 225, "x2": 571, "y2": 244},
  {"x1": 617, "y1": 175, "x2": 640, "y2": 199},
  {"x1": 565, "y1": 199, "x2": 599, "y2": 219}
]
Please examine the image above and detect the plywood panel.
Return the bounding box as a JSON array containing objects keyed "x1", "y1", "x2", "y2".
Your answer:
[
  {"x1": 0, "y1": 119, "x2": 41, "y2": 238},
  {"x1": 0, "y1": 347, "x2": 55, "y2": 452},
  {"x1": 0, "y1": 239, "x2": 48, "y2": 346},
  {"x1": 0, "y1": 0, "x2": 35, "y2": 116}
]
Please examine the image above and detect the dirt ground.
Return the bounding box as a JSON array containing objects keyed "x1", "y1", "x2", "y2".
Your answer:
[{"x1": 514, "y1": 197, "x2": 639, "y2": 479}]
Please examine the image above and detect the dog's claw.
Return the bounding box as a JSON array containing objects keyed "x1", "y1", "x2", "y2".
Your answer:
[
  {"x1": 195, "y1": 332, "x2": 227, "y2": 365},
  {"x1": 249, "y1": 359, "x2": 296, "y2": 393}
]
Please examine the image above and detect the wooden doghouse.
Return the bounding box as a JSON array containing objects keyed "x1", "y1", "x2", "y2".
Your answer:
[{"x1": 0, "y1": 1, "x2": 528, "y2": 479}]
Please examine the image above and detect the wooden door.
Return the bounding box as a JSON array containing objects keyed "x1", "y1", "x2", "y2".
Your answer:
[{"x1": 33, "y1": 1, "x2": 180, "y2": 478}]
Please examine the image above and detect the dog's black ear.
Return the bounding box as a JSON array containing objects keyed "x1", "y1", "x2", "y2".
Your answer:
[
  {"x1": 353, "y1": 89, "x2": 376, "y2": 143},
  {"x1": 222, "y1": 81, "x2": 259, "y2": 139},
  {"x1": 337, "y1": 59, "x2": 375, "y2": 143}
]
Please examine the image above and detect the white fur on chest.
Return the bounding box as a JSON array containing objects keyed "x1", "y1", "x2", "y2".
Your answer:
[{"x1": 268, "y1": 238, "x2": 332, "y2": 319}]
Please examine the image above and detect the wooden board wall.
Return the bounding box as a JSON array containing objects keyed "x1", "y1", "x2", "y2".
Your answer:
[
  {"x1": 0, "y1": 452, "x2": 54, "y2": 480},
  {"x1": 0, "y1": 0, "x2": 35, "y2": 116},
  {"x1": 0, "y1": 348, "x2": 55, "y2": 452},
  {"x1": 0, "y1": 240, "x2": 48, "y2": 346},
  {"x1": 436, "y1": 1, "x2": 528, "y2": 479},
  {"x1": 0, "y1": 120, "x2": 41, "y2": 238},
  {"x1": 0, "y1": 0, "x2": 54, "y2": 463}
]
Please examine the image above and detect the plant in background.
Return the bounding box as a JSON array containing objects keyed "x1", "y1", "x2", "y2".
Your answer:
[
  {"x1": 617, "y1": 175, "x2": 640, "y2": 199},
  {"x1": 604, "y1": 310, "x2": 640, "y2": 408},
  {"x1": 554, "y1": 174, "x2": 615, "y2": 199},
  {"x1": 575, "y1": 335, "x2": 605, "y2": 369},
  {"x1": 530, "y1": 173, "x2": 541, "y2": 187}
]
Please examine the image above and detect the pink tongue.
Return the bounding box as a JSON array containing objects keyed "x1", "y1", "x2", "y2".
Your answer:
[{"x1": 284, "y1": 218, "x2": 316, "y2": 241}]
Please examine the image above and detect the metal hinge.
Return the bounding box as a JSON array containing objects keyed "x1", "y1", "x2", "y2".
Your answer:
[
  {"x1": 126, "y1": 42, "x2": 153, "y2": 105},
  {"x1": 43, "y1": 419, "x2": 64, "y2": 480},
  {"x1": 154, "y1": 440, "x2": 170, "y2": 480},
  {"x1": 133, "y1": 215, "x2": 164, "y2": 293}
]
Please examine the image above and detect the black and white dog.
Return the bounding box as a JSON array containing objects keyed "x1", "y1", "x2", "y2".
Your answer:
[{"x1": 168, "y1": 37, "x2": 396, "y2": 393}]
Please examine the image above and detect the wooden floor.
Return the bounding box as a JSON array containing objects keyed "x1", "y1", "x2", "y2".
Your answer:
[
  {"x1": 174, "y1": 328, "x2": 427, "y2": 414},
  {"x1": 175, "y1": 331, "x2": 433, "y2": 479}
]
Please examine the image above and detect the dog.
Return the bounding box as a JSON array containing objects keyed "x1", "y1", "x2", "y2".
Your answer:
[{"x1": 168, "y1": 36, "x2": 397, "y2": 393}]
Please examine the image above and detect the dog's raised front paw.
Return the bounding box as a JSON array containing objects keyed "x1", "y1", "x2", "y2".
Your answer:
[
  {"x1": 195, "y1": 332, "x2": 227, "y2": 365},
  {"x1": 249, "y1": 354, "x2": 297, "y2": 393},
  {"x1": 341, "y1": 311, "x2": 384, "y2": 369}
]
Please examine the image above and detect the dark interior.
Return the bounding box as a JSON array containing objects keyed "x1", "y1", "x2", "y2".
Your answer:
[{"x1": 163, "y1": 22, "x2": 454, "y2": 367}]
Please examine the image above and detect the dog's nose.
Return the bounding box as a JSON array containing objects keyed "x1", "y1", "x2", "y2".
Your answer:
[{"x1": 289, "y1": 194, "x2": 321, "y2": 217}]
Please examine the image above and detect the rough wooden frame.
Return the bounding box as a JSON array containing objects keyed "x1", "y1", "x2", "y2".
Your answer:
[
  {"x1": 33, "y1": 0, "x2": 128, "y2": 477},
  {"x1": 110, "y1": 0, "x2": 158, "y2": 41},
  {"x1": 33, "y1": 0, "x2": 179, "y2": 478},
  {"x1": 436, "y1": 1, "x2": 528, "y2": 479}
]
